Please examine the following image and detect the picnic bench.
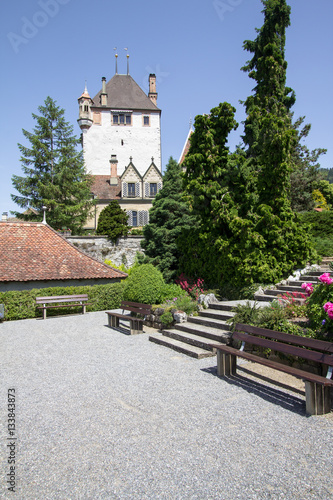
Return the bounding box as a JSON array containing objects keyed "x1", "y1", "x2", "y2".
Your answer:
[
  {"x1": 213, "y1": 323, "x2": 333, "y2": 415},
  {"x1": 36, "y1": 294, "x2": 91, "y2": 319},
  {"x1": 106, "y1": 301, "x2": 152, "y2": 335}
]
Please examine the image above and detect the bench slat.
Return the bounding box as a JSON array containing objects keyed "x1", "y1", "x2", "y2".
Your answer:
[
  {"x1": 214, "y1": 344, "x2": 333, "y2": 386},
  {"x1": 106, "y1": 312, "x2": 144, "y2": 323},
  {"x1": 235, "y1": 323, "x2": 333, "y2": 353},
  {"x1": 233, "y1": 331, "x2": 333, "y2": 367}
]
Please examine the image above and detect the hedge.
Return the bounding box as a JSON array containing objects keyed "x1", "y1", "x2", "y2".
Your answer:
[{"x1": 0, "y1": 282, "x2": 125, "y2": 321}]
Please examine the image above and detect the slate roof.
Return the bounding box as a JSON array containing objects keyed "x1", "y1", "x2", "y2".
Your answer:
[
  {"x1": 91, "y1": 176, "x2": 121, "y2": 200},
  {"x1": 92, "y1": 74, "x2": 160, "y2": 111},
  {"x1": 0, "y1": 222, "x2": 127, "y2": 283}
]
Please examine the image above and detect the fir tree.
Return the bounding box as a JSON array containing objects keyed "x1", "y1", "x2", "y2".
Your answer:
[
  {"x1": 140, "y1": 157, "x2": 198, "y2": 283},
  {"x1": 96, "y1": 200, "x2": 129, "y2": 243},
  {"x1": 11, "y1": 97, "x2": 93, "y2": 233}
]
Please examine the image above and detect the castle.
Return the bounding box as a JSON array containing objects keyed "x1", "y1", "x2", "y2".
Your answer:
[{"x1": 78, "y1": 61, "x2": 163, "y2": 230}]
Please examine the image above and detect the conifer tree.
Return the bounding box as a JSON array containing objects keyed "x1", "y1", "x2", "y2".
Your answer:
[
  {"x1": 96, "y1": 200, "x2": 129, "y2": 243},
  {"x1": 11, "y1": 97, "x2": 93, "y2": 233},
  {"x1": 140, "y1": 157, "x2": 198, "y2": 282}
]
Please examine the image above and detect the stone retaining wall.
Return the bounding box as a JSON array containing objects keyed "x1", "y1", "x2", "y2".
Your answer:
[{"x1": 66, "y1": 236, "x2": 144, "y2": 267}]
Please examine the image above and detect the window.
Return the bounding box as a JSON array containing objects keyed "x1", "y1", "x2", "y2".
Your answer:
[
  {"x1": 150, "y1": 183, "x2": 157, "y2": 197},
  {"x1": 128, "y1": 183, "x2": 136, "y2": 197},
  {"x1": 112, "y1": 113, "x2": 132, "y2": 125},
  {"x1": 143, "y1": 115, "x2": 150, "y2": 126},
  {"x1": 93, "y1": 112, "x2": 101, "y2": 125},
  {"x1": 84, "y1": 105, "x2": 89, "y2": 112},
  {"x1": 132, "y1": 211, "x2": 138, "y2": 227}
]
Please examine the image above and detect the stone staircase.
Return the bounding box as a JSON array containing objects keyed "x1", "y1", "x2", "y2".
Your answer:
[
  {"x1": 149, "y1": 300, "x2": 271, "y2": 359},
  {"x1": 149, "y1": 258, "x2": 333, "y2": 359},
  {"x1": 254, "y1": 257, "x2": 333, "y2": 303}
]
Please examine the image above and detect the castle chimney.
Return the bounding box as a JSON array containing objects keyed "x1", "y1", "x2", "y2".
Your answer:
[
  {"x1": 110, "y1": 155, "x2": 118, "y2": 185},
  {"x1": 1, "y1": 212, "x2": 8, "y2": 222},
  {"x1": 148, "y1": 74, "x2": 157, "y2": 105},
  {"x1": 100, "y1": 77, "x2": 108, "y2": 106}
]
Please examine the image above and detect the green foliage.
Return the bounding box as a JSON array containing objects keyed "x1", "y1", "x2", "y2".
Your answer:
[
  {"x1": 314, "y1": 180, "x2": 333, "y2": 208},
  {"x1": 289, "y1": 116, "x2": 327, "y2": 212},
  {"x1": 11, "y1": 96, "x2": 93, "y2": 233},
  {"x1": 227, "y1": 301, "x2": 261, "y2": 328},
  {"x1": 96, "y1": 200, "x2": 129, "y2": 242},
  {"x1": 179, "y1": 1, "x2": 316, "y2": 288},
  {"x1": 157, "y1": 283, "x2": 186, "y2": 303},
  {"x1": 300, "y1": 211, "x2": 333, "y2": 256},
  {"x1": 306, "y1": 283, "x2": 333, "y2": 336},
  {"x1": 0, "y1": 282, "x2": 125, "y2": 321},
  {"x1": 159, "y1": 311, "x2": 174, "y2": 328},
  {"x1": 170, "y1": 295, "x2": 199, "y2": 315},
  {"x1": 122, "y1": 264, "x2": 165, "y2": 304},
  {"x1": 140, "y1": 157, "x2": 199, "y2": 283}
]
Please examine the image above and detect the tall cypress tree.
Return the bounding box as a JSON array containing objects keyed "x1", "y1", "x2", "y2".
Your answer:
[
  {"x1": 140, "y1": 157, "x2": 198, "y2": 283},
  {"x1": 11, "y1": 96, "x2": 93, "y2": 233}
]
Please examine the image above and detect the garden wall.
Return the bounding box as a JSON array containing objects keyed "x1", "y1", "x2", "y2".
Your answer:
[{"x1": 67, "y1": 235, "x2": 144, "y2": 266}]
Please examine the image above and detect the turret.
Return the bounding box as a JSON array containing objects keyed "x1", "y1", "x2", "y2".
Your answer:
[
  {"x1": 148, "y1": 73, "x2": 157, "y2": 105},
  {"x1": 77, "y1": 83, "x2": 93, "y2": 131}
]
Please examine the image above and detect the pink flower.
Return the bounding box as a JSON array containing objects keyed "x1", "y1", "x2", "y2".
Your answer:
[
  {"x1": 328, "y1": 309, "x2": 333, "y2": 320},
  {"x1": 319, "y1": 273, "x2": 333, "y2": 285},
  {"x1": 323, "y1": 302, "x2": 333, "y2": 312},
  {"x1": 301, "y1": 282, "x2": 314, "y2": 296}
]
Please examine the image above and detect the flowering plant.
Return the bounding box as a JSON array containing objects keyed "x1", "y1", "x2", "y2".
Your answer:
[
  {"x1": 175, "y1": 273, "x2": 206, "y2": 300},
  {"x1": 301, "y1": 282, "x2": 314, "y2": 296},
  {"x1": 318, "y1": 273, "x2": 333, "y2": 285}
]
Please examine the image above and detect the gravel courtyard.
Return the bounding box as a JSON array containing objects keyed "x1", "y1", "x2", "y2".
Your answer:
[{"x1": 1, "y1": 311, "x2": 332, "y2": 500}]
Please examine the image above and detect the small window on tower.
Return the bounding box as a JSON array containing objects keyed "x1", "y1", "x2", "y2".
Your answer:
[
  {"x1": 126, "y1": 115, "x2": 131, "y2": 125},
  {"x1": 113, "y1": 114, "x2": 119, "y2": 124},
  {"x1": 84, "y1": 105, "x2": 89, "y2": 112},
  {"x1": 143, "y1": 115, "x2": 150, "y2": 126}
]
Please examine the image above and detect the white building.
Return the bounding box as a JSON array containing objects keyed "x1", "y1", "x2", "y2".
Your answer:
[{"x1": 78, "y1": 69, "x2": 163, "y2": 230}]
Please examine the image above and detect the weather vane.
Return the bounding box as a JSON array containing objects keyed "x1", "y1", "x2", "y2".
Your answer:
[{"x1": 114, "y1": 47, "x2": 118, "y2": 74}]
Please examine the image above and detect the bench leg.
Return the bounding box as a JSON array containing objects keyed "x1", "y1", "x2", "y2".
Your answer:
[
  {"x1": 42, "y1": 308, "x2": 46, "y2": 320},
  {"x1": 130, "y1": 319, "x2": 143, "y2": 335},
  {"x1": 108, "y1": 315, "x2": 119, "y2": 329},
  {"x1": 305, "y1": 381, "x2": 331, "y2": 415},
  {"x1": 217, "y1": 350, "x2": 237, "y2": 377},
  {"x1": 82, "y1": 305, "x2": 86, "y2": 314}
]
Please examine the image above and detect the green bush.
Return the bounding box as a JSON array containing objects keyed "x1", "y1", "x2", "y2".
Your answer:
[
  {"x1": 96, "y1": 200, "x2": 129, "y2": 242},
  {"x1": 306, "y1": 282, "x2": 333, "y2": 337},
  {"x1": 157, "y1": 283, "x2": 186, "y2": 303},
  {"x1": 0, "y1": 282, "x2": 125, "y2": 321},
  {"x1": 123, "y1": 264, "x2": 165, "y2": 304},
  {"x1": 160, "y1": 311, "x2": 174, "y2": 328}
]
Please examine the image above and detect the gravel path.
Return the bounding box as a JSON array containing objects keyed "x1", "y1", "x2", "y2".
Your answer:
[{"x1": 0, "y1": 311, "x2": 332, "y2": 500}]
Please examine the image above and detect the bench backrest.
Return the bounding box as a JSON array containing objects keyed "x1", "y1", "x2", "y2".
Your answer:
[
  {"x1": 36, "y1": 295, "x2": 89, "y2": 304},
  {"x1": 234, "y1": 323, "x2": 333, "y2": 367},
  {"x1": 121, "y1": 300, "x2": 151, "y2": 316}
]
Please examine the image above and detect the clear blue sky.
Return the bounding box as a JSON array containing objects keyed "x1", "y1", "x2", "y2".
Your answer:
[{"x1": 1, "y1": 0, "x2": 332, "y2": 216}]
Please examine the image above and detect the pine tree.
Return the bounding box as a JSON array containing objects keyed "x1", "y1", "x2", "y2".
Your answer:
[
  {"x1": 96, "y1": 200, "x2": 129, "y2": 243},
  {"x1": 140, "y1": 157, "x2": 198, "y2": 283},
  {"x1": 11, "y1": 97, "x2": 93, "y2": 233}
]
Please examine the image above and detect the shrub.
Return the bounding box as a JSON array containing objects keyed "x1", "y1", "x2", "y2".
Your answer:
[
  {"x1": 96, "y1": 200, "x2": 129, "y2": 242},
  {"x1": 123, "y1": 264, "x2": 165, "y2": 304},
  {"x1": 160, "y1": 311, "x2": 174, "y2": 328},
  {"x1": 306, "y1": 281, "x2": 333, "y2": 337},
  {"x1": 157, "y1": 283, "x2": 186, "y2": 303}
]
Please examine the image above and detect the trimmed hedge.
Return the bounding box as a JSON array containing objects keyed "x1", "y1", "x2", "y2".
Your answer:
[{"x1": 0, "y1": 282, "x2": 125, "y2": 321}]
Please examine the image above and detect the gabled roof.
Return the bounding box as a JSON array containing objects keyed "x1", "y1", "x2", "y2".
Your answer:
[
  {"x1": 92, "y1": 74, "x2": 160, "y2": 111},
  {"x1": 120, "y1": 162, "x2": 143, "y2": 181},
  {"x1": 91, "y1": 176, "x2": 121, "y2": 200},
  {"x1": 0, "y1": 222, "x2": 127, "y2": 283},
  {"x1": 179, "y1": 128, "x2": 194, "y2": 164},
  {"x1": 142, "y1": 162, "x2": 163, "y2": 181}
]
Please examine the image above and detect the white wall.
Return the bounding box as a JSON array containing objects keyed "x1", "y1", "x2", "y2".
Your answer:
[{"x1": 83, "y1": 110, "x2": 161, "y2": 177}]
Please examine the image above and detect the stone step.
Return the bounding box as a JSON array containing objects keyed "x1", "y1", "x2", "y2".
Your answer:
[
  {"x1": 210, "y1": 300, "x2": 272, "y2": 311},
  {"x1": 291, "y1": 280, "x2": 317, "y2": 287},
  {"x1": 254, "y1": 294, "x2": 275, "y2": 302},
  {"x1": 175, "y1": 321, "x2": 232, "y2": 342},
  {"x1": 188, "y1": 315, "x2": 232, "y2": 331},
  {"x1": 198, "y1": 309, "x2": 235, "y2": 321},
  {"x1": 161, "y1": 329, "x2": 226, "y2": 351},
  {"x1": 277, "y1": 285, "x2": 305, "y2": 292},
  {"x1": 149, "y1": 334, "x2": 215, "y2": 359}
]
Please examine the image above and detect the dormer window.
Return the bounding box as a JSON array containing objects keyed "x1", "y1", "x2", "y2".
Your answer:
[{"x1": 128, "y1": 183, "x2": 136, "y2": 197}]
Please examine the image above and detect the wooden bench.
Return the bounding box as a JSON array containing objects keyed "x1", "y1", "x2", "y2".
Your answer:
[
  {"x1": 106, "y1": 301, "x2": 152, "y2": 335},
  {"x1": 213, "y1": 323, "x2": 333, "y2": 415},
  {"x1": 36, "y1": 295, "x2": 91, "y2": 319}
]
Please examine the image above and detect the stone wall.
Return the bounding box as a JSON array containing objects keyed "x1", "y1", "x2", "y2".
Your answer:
[{"x1": 67, "y1": 235, "x2": 144, "y2": 267}]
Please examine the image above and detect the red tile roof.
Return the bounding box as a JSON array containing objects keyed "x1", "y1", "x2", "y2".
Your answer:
[
  {"x1": 0, "y1": 222, "x2": 127, "y2": 283},
  {"x1": 91, "y1": 175, "x2": 121, "y2": 200}
]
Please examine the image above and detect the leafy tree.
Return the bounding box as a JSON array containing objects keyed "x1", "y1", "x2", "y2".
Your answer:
[
  {"x1": 289, "y1": 116, "x2": 327, "y2": 212},
  {"x1": 96, "y1": 200, "x2": 129, "y2": 242},
  {"x1": 11, "y1": 97, "x2": 93, "y2": 233},
  {"x1": 140, "y1": 157, "x2": 198, "y2": 282}
]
